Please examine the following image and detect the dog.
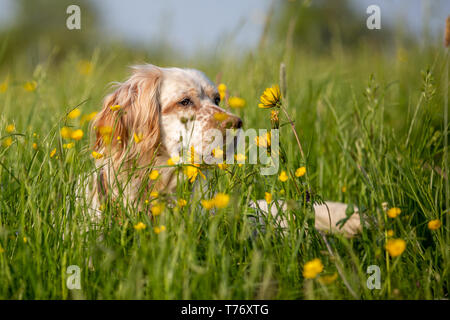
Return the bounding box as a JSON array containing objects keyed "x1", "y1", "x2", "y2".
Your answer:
[{"x1": 88, "y1": 64, "x2": 362, "y2": 236}]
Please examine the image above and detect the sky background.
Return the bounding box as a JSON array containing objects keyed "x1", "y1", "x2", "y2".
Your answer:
[{"x1": 0, "y1": 0, "x2": 449, "y2": 54}]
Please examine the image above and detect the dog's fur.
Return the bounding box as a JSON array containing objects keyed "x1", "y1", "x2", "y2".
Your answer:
[{"x1": 88, "y1": 64, "x2": 362, "y2": 236}]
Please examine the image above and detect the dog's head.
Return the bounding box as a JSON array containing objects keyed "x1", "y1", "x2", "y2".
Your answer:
[{"x1": 92, "y1": 64, "x2": 242, "y2": 166}]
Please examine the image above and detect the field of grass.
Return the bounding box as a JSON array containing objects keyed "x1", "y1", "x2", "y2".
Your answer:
[{"x1": 0, "y1": 42, "x2": 448, "y2": 299}]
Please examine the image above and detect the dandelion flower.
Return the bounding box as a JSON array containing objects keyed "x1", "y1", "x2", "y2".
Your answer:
[
  {"x1": 184, "y1": 165, "x2": 205, "y2": 183},
  {"x1": 60, "y1": 127, "x2": 73, "y2": 140},
  {"x1": 428, "y1": 219, "x2": 441, "y2": 230},
  {"x1": 92, "y1": 151, "x2": 103, "y2": 159},
  {"x1": 270, "y1": 110, "x2": 279, "y2": 123},
  {"x1": 385, "y1": 238, "x2": 406, "y2": 257},
  {"x1": 255, "y1": 132, "x2": 271, "y2": 148},
  {"x1": 6, "y1": 124, "x2": 15, "y2": 133},
  {"x1": 259, "y1": 85, "x2": 281, "y2": 109},
  {"x1": 218, "y1": 83, "x2": 227, "y2": 100},
  {"x1": 387, "y1": 207, "x2": 401, "y2": 218},
  {"x1": 213, "y1": 193, "x2": 230, "y2": 209},
  {"x1": 295, "y1": 166, "x2": 306, "y2": 177},
  {"x1": 213, "y1": 112, "x2": 228, "y2": 121},
  {"x1": 2, "y1": 137, "x2": 13, "y2": 148},
  {"x1": 67, "y1": 108, "x2": 81, "y2": 119},
  {"x1": 110, "y1": 104, "x2": 121, "y2": 111},
  {"x1": 134, "y1": 222, "x2": 146, "y2": 231},
  {"x1": 278, "y1": 170, "x2": 289, "y2": 182},
  {"x1": 303, "y1": 258, "x2": 324, "y2": 279},
  {"x1": 134, "y1": 133, "x2": 143, "y2": 144},
  {"x1": 265, "y1": 192, "x2": 272, "y2": 204},
  {"x1": 151, "y1": 202, "x2": 164, "y2": 216},
  {"x1": 149, "y1": 170, "x2": 159, "y2": 180},
  {"x1": 71, "y1": 129, "x2": 84, "y2": 141},
  {"x1": 50, "y1": 148, "x2": 56, "y2": 158},
  {"x1": 23, "y1": 81, "x2": 37, "y2": 92},
  {"x1": 178, "y1": 199, "x2": 187, "y2": 207},
  {"x1": 201, "y1": 199, "x2": 215, "y2": 210},
  {"x1": 228, "y1": 96, "x2": 246, "y2": 109}
]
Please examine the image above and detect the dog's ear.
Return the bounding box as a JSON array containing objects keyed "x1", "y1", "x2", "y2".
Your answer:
[{"x1": 92, "y1": 65, "x2": 163, "y2": 164}]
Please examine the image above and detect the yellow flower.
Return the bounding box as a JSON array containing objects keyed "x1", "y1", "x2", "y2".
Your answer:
[
  {"x1": 270, "y1": 110, "x2": 279, "y2": 123},
  {"x1": 235, "y1": 153, "x2": 246, "y2": 164},
  {"x1": 255, "y1": 132, "x2": 271, "y2": 148},
  {"x1": 184, "y1": 165, "x2": 205, "y2": 183},
  {"x1": 201, "y1": 199, "x2": 215, "y2": 210},
  {"x1": 149, "y1": 170, "x2": 159, "y2": 180},
  {"x1": 259, "y1": 85, "x2": 281, "y2": 109},
  {"x1": 228, "y1": 96, "x2": 246, "y2": 109},
  {"x1": 154, "y1": 225, "x2": 166, "y2": 234},
  {"x1": 6, "y1": 124, "x2": 15, "y2": 133},
  {"x1": 0, "y1": 246, "x2": 4, "y2": 253},
  {"x1": 92, "y1": 151, "x2": 103, "y2": 159},
  {"x1": 50, "y1": 148, "x2": 56, "y2": 158},
  {"x1": 265, "y1": 192, "x2": 272, "y2": 204},
  {"x1": 99, "y1": 126, "x2": 112, "y2": 136},
  {"x1": 67, "y1": 108, "x2": 81, "y2": 119},
  {"x1": 23, "y1": 237, "x2": 27, "y2": 243},
  {"x1": 214, "y1": 193, "x2": 230, "y2": 209},
  {"x1": 178, "y1": 199, "x2": 187, "y2": 207},
  {"x1": 167, "y1": 155, "x2": 180, "y2": 166},
  {"x1": 295, "y1": 166, "x2": 306, "y2": 177},
  {"x1": 385, "y1": 238, "x2": 406, "y2": 257},
  {"x1": 134, "y1": 133, "x2": 143, "y2": 144},
  {"x1": 23, "y1": 81, "x2": 37, "y2": 92},
  {"x1": 387, "y1": 207, "x2": 401, "y2": 218},
  {"x1": 32, "y1": 143, "x2": 38, "y2": 150},
  {"x1": 387, "y1": 230, "x2": 394, "y2": 237},
  {"x1": 213, "y1": 112, "x2": 228, "y2": 121},
  {"x1": 71, "y1": 129, "x2": 84, "y2": 141},
  {"x1": 318, "y1": 272, "x2": 338, "y2": 285},
  {"x1": 2, "y1": 137, "x2": 13, "y2": 147},
  {"x1": 60, "y1": 127, "x2": 73, "y2": 140},
  {"x1": 0, "y1": 78, "x2": 8, "y2": 93},
  {"x1": 212, "y1": 148, "x2": 224, "y2": 159},
  {"x1": 278, "y1": 170, "x2": 288, "y2": 182},
  {"x1": 80, "y1": 111, "x2": 98, "y2": 124},
  {"x1": 78, "y1": 60, "x2": 93, "y2": 75},
  {"x1": 218, "y1": 83, "x2": 227, "y2": 100},
  {"x1": 134, "y1": 222, "x2": 146, "y2": 231},
  {"x1": 63, "y1": 142, "x2": 74, "y2": 149},
  {"x1": 428, "y1": 219, "x2": 441, "y2": 230},
  {"x1": 341, "y1": 186, "x2": 347, "y2": 193},
  {"x1": 218, "y1": 163, "x2": 228, "y2": 170},
  {"x1": 110, "y1": 104, "x2": 121, "y2": 111},
  {"x1": 151, "y1": 202, "x2": 165, "y2": 216},
  {"x1": 303, "y1": 258, "x2": 324, "y2": 279},
  {"x1": 150, "y1": 191, "x2": 159, "y2": 198}
]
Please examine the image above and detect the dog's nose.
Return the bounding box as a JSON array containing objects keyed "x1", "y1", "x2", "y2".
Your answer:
[{"x1": 235, "y1": 118, "x2": 243, "y2": 129}]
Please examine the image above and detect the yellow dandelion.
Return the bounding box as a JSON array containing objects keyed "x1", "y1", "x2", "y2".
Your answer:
[
  {"x1": 255, "y1": 132, "x2": 271, "y2": 148},
  {"x1": 303, "y1": 258, "x2": 324, "y2": 279},
  {"x1": 6, "y1": 124, "x2": 15, "y2": 133},
  {"x1": 50, "y1": 148, "x2": 56, "y2": 158},
  {"x1": 167, "y1": 155, "x2": 180, "y2": 166},
  {"x1": 265, "y1": 192, "x2": 272, "y2": 204},
  {"x1": 150, "y1": 191, "x2": 159, "y2": 198},
  {"x1": 60, "y1": 127, "x2": 73, "y2": 140},
  {"x1": 178, "y1": 199, "x2": 187, "y2": 207},
  {"x1": 110, "y1": 104, "x2": 121, "y2": 111},
  {"x1": 91, "y1": 151, "x2": 103, "y2": 159},
  {"x1": 67, "y1": 108, "x2": 81, "y2": 119},
  {"x1": 295, "y1": 166, "x2": 306, "y2": 177},
  {"x1": 201, "y1": 199, "x2": 215, "y2": 210},
  {"x1": 387, "y1": 207, "x2": 401, "y2": 218},
  {"x1": 71, "y1": 129, "x2": 84, "y2": 141},
  {"x1": 278, "y1": 170, "x2": 289, "y2": 182},
  {"x1": 151, "y1": 202, "x2": 164, "y2": 216},
  {"x1": 2, "y1": 137, "x2": 13, "y2": 148},
  {"x1": 270, "y1": 110, "x2": 279, "y2": 123},
  {"x1": 149, "y1": 170, "x2": 159, "y2": 180},
  {"x1": 213, "y1": 112, "x2": 229, "y2": 121},
  {"x1": 218, "y1": 83, "x2": 227, "y2": 100},
  {"x1": 428, "y1": 219, "x2": 441, "y2": 230},
  {"x1": 228, "y1": 96, "x2": 246, "y2": 109},
  {"x1": 214, "y1": 193, "x2": 230, "y2": 209},
  {"x1": 385, "y1": 238, "x2": 406, "y2": 257},
  {"x1": 258, "y1": 85, "x2": 281, "y2": 109},
  {"x1": 134, "y1": 222, "x2": 146, "y2": 231},
  {"x1": 133, "y1": 133, "x2": 143, "y2": 144},
  {"x1": 32, "y1": 143, "x2": 38, "y2": 150},
  {"x1": 23, "y1": 81, "x2": 37, "y2": 92}
]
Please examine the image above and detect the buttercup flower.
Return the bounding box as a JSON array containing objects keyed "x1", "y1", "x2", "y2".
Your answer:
[
  {"x1": 81, "y1": 111, "x2": 98, "y2": 124},
  {"x1": 134, "y1": 222, "x2": 146, "y2": 231},
  {"x1": 92, "y1": 151, "x2": 103, "y2": 159},
  {"x1": 110, "y1": 104, "x2": 121, "y2": 111},
  {"x1": 150, "y1": 191, "x2": 159, "y2": 198},
  {"x1": 259, "y1": 85, "x2": 281, "y2": 109},
  {"x1": 212, "y1": 148, "x2": 224, "y2": 159},
  {"x1": 32, "y1": 143, "x2": 38, "y2": 150},
  {"x1": 134, "y1": 133, "x2": 143, "y2": 144},
  {"x1": 255, "y1": 132, "x2": 271, "y2": 148},
  {"x1": 213, "y1": 193, "x2": 230, "y2": 209},
  {"x1": 167, "y1": 156, "x2": 180, "y2": 166},
  {"x1": 387, "y1": 207, "x2": 401, "y2": 218},
  {"x1": 184, "y1": 165, "x2": 205, "y2": 183},
  {"x1": 303, "y1": 258, "x2": 324, "y2": 279},
  {"x1": 218, "y1": 83, "x2": 227, "y2": 100},
  {"x1": 428, "y1": 219, "x2": 441, "y2": 230},
  {"x1": 67, "y1": 108, "x2": 81, "y2": 119},
  {"x1": 6, "y1": 124, "x2": 15, "y2": 133},
  {"x1": 201, "y1": 199, "x2": 215, "y2": 210},
  {"x1": 71, "y1": 129, "x2": 84, "y2": 141},
  {"x1": 178, "y1": 199, "x2": 187, "y2": 207},
  {"x1": 60, "y1": 127, "x2": 72, "y2": 140},
  {"x1": 151, "y1": 202, "x2": 165, "y2": 216},
  {"x1": 2, "y1": 137, "x2": 12, "y2": 148},
  {"x1": 218, "y1": 163, "x2": 228, "y2": 170},
  {"x1": 278, "y1": 170, "x2": 288, "y2": 182},
  {"x1": 387, "y1": 230, "x2": 394, "y2": 237},
  {"x1": 23, "y1": 81, "x2": 37, "y2": 92},
  {"x1": 149, "y1": 170, "x2": 159, "y2": 180},
  {"x1": 265, "y1": 192, "x2": 272, "y2": 204},
  {"x1": 63, "y1": 143, "x2": 74, "y2": 149},
  {"x1": 50, "y1": 148, "x2": 56, "y2": 158},
  {"x1": 341, "y1": 186, "x2": 347, "y2": 193},
  {"x1": 385, "y1": 238, "x2": 406, "y2": 257},
  {"x1": 153, "y1": 225, "x2": 166, "y2": 234},
  {"x1": 295, "y1": 166, "x2": 306, "y2": 177},
  {"x1": 228, "y1": 96, "x2": 246, "y2": 109}
]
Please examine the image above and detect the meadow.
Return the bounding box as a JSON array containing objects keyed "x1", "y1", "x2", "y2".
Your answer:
[{"x1": 0, "y1": 40, "x2": 448, "y2": 299}]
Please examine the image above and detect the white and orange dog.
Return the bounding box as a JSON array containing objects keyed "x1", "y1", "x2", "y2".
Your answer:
[{"x1": 88, "y1": 64, "x2": 362, "y2": 237}]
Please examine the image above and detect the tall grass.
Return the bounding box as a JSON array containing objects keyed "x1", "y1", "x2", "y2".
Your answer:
[{"x1": 0, "y1": 42, "x2": 448, "y2": 299}]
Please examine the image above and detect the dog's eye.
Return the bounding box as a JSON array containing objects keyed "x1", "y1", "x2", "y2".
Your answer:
[
  {"x1": 179, "y1": 98, "x2": 192, "y2": 106},
  {"x1": 214, "y1": 96, "x2": 220, "y2": 105}
]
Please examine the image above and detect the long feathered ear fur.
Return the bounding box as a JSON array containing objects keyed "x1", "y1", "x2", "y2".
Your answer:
[{"x1": 91, "y1": 64, "x2": 163, "y2": 168}]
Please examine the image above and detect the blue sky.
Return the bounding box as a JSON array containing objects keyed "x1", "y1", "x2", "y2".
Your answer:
[{"x1": 0, "y1": 0, "x2": 449, "y2": 54}]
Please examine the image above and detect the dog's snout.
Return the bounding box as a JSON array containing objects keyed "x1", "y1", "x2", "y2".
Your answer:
[{"x1": 220, "y1": 116, "x2": 243, "y2": 130}]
